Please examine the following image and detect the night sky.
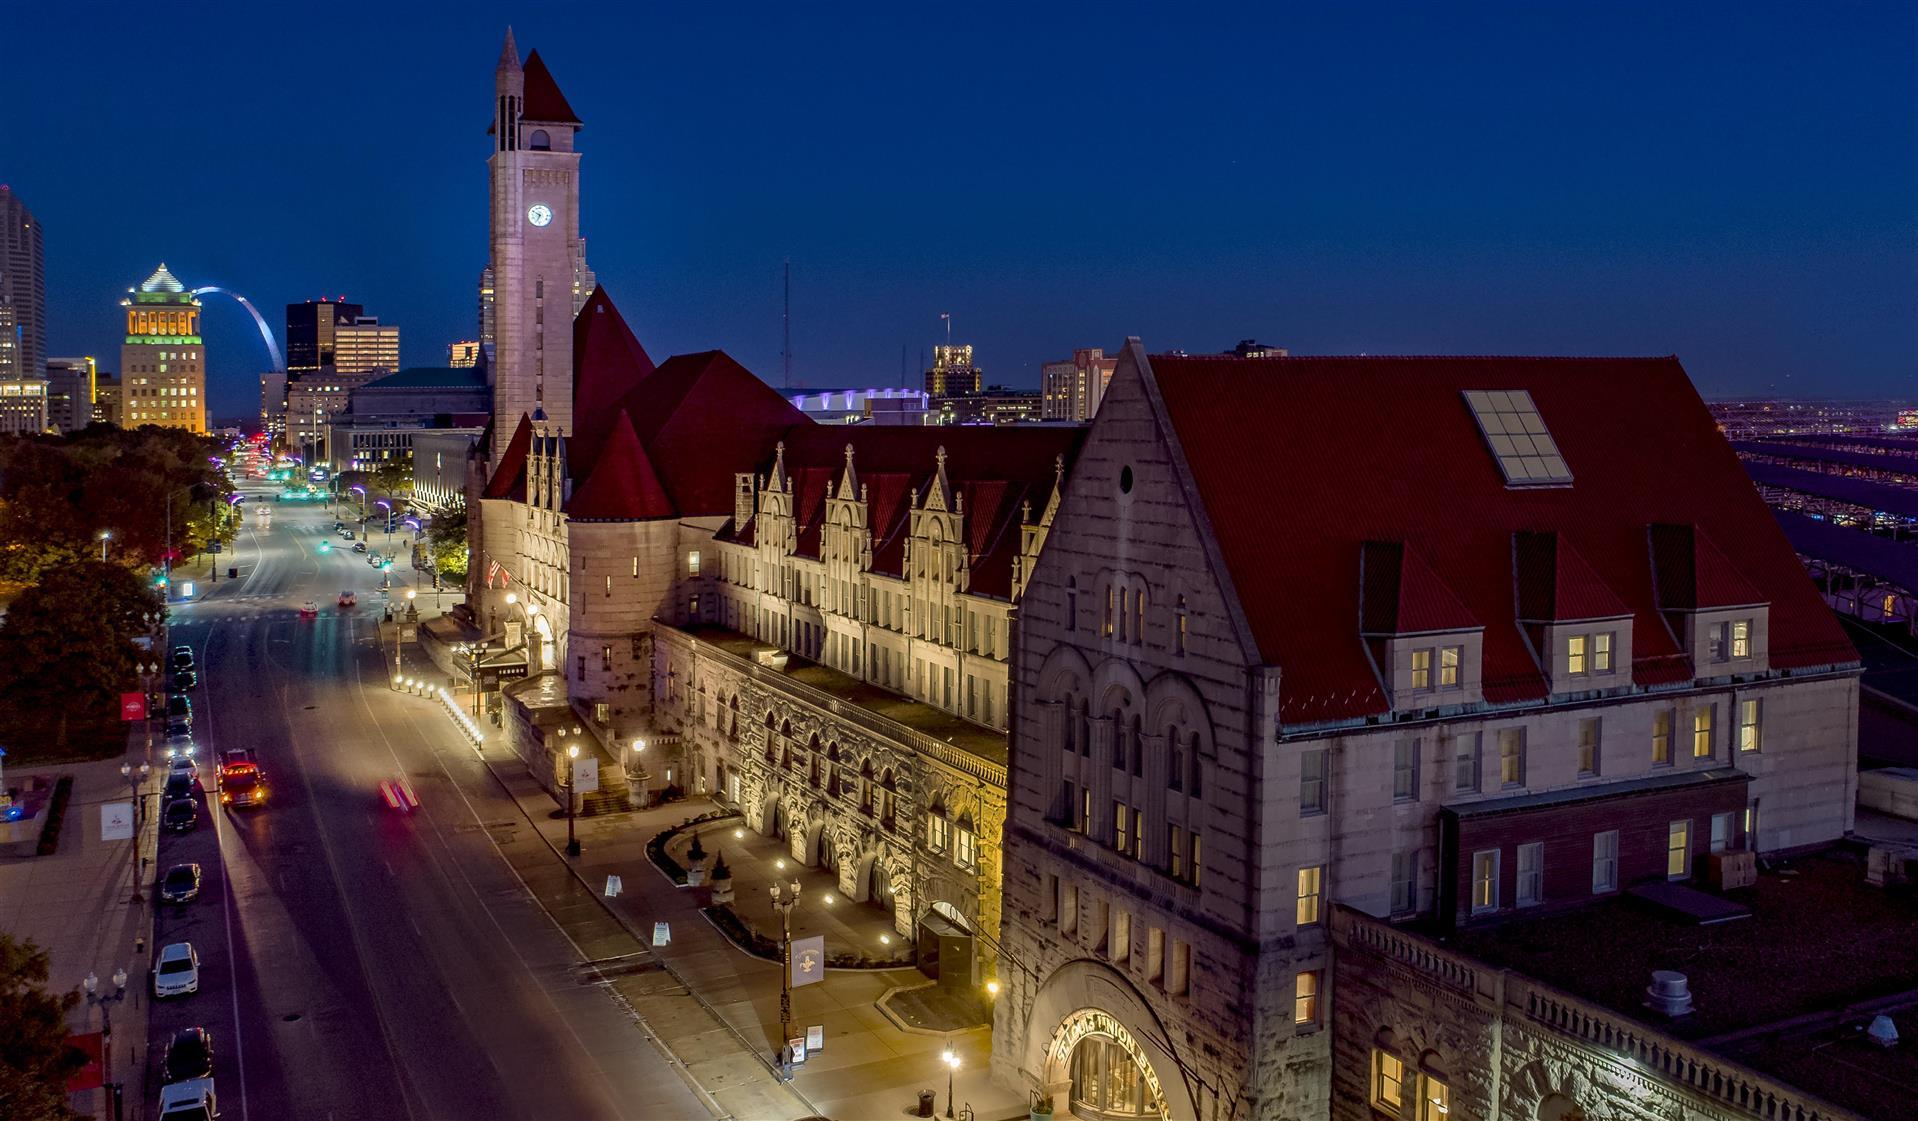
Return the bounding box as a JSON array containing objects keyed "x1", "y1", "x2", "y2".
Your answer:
[{"x1": 7, "y1": 2, "x2": 1914, "y2": 418}]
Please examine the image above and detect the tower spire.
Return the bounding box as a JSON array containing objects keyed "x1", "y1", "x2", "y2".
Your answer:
[{"x1": 498, "y1": 27, "x2": 521, "y2": 74}]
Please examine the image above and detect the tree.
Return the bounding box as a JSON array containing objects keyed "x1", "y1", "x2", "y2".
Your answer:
[
  {"x1": 371, "y1": 457, "x2": 414, "y2": 500},
  {"x1": 0, "y1": 562, "x2": 161, "y2": 757},
  {"x1": 428, "y1": 507, "x2": 469, "y2": 581},
  {"x1": 0, "y1": 934, "x2": 86, "y2": 1121}
]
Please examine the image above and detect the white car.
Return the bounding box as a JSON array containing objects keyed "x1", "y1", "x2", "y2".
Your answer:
[
  {"x1": 153, "y1": 942, "x2": 200, "y2": 998},
  {"x1": 165, "y1": 734, "x2": 197, "y2": 759},
  {"x1": 157, "y1": 1078, "x2": 217, "y2": 1121},
  {"x1": 166, "y1": 755, "x2": 199, "y2": 782}
]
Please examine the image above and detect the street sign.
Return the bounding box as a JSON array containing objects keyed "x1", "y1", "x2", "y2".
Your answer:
[
  {"x1": 652, "y1": 921, "x2": 671, "y2": 946},
  {"x1": 788, "y1": 1037, "x2": 807, "y2": 1064},
  {"x1": 806, "y1": 1025, "x2": 824, "y2": 1052},
  {"x1": 120, "y1": 692, "x2": 148, "y2": 721},
  {"x1": 791, "y1": 935, "x2": 826, "y2": 987},
  {"x1": 574, "y1": 756, "x2": 599, "y2": 795},
  {"x1": 605, "y1": 874, "x2": 623, "y2": 898},
  {"x1": 100, "y1": 803, "x2": 134, "y2": 842},
  {"x1": 476, "y1": 660, "x2": 528, "y2": 689},
  {"x1": 209, "y1": 542, "x2": 222, "y2": 554}
]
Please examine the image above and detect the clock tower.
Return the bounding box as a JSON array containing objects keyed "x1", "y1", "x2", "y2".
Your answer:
[{"x1": 487, "y1": 28, "x2": 593, "y2": 459}]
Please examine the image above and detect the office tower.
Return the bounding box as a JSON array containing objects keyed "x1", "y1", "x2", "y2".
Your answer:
[
  {"x1": 44, "y1": 356, "x2": 95, "y2": 433},
  {"x1": 285, "y1": 298, "x2": 363, "y2": 374},
  {"x1": 333, "y1": 316, "x2": 400, "y2": 381},
  {"x1": 924, "y1": 343, "x2": 982, "y2": 398},
  {"x1": 1041, "y1": 347, "x2": 1119, "y2": 421},
  {"x1": 0, "y1": 187, "x2": 46, "y2": 385},
  {"x1": 118, "y1": 264, "x2": 207, "y2": 433}
]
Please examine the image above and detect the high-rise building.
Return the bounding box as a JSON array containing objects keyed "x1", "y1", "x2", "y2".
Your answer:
[
  {"x1": 260, "y1": 370, "x2": 288, "y2": 441},
  {"x1": 449, "y1": 340, "x2": 482, "y2": 368},
  {"x1": 924, "y1": 343, "x2": 982, "y2": 398},
  {"x1": 484, "y1": 30, "x2": 591, "y2": 458},
  {"x1": 0, "y1": 376, "x2": 49, "y2": 434},
  {"x1": 44, "y1": 356, "x2": 95, "y2": 433},
  {"x1": 118, "y1": 264, "x2": 207, "y2": 433},
  {"x1": 93, "y1": 374, "x2": 121, "y2": 427},
  {"x1": 285, "y1": 299, "x2": 363, "y2": 375},
  {"x1": 0, "y1": 187, "x2": 47, "y2": 385},
  {"x1": 333, "y1": 316, "x2": 400, "y2": 381},
  {"x1": 1041, "y1": 347, "x2": 1119, "y2": 422},
  {"x1": 477, "y1": 266, "x2": 496, "y2": 368}
]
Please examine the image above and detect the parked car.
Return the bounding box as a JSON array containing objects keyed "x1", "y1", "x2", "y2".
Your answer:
[
  {"x1": 298, "y1": 601, "x2": 319, "y2": 618},
  {"x1": 159, "y1": 864, "x2": 203, "y2": 904},
  {"x1": 167, "y1": 694, "x2": 192, "y2": 723},
  {"x1": 171, "y1": 646, "x2": 195, "y2": 673},
  {"x1": 162, "y1": 798, "x2": 197, "y2": 834},
  {"x1": 351, "y1": 541, "x2": 367, "y2": 553},
  {"x1": 162, "y1": 771, "x2": 196, "y2": 802},
  {"x1": 219, "y1": 767, "x2": 268, "y2": 809},
  {"x1": 171, "y1": 667, "x2": 198, "y2": 691},
  {"x1": 338, "y1": 590, "x2": 357, "y2": 607},
  {"x1": 165, "y1": 754, "x2": 198, "y2": 781},
  {"x1": 157, "y1": 1078, "x2": 216, "y2": 1121},
  {"x1": 152, "y1": 942, "x2": 199, "y2": 997},
  {"x1": 334, "y1": 521, "x2": 346, "y2": 531},
  {"x1": 165, "y1": 719, "x2": 193, "y2": 741},
  {"x1": 162, "y1": 1026, "x2": 214, "y2": 1081}
]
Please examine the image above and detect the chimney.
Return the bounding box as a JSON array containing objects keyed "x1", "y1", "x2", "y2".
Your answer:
[{"x1": 1644, "y1": 971, "x2": 1694, "y2": 1018}]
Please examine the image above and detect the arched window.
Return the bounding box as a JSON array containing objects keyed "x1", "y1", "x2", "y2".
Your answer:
[
  {"x1": 807, "y1": 734, "x2": 821, "y2": 787},
  {"x1": 1062, "y1": 693, "x2": 1079, "y2": 755},
  {"x1": 880, "y1": 768, "x2": 898, "y2": 827},
  {"x1": 1110, "y1": 706, "x2": 1128, "y2": 771},
  {"x1": 1189, "y1": 731, "x2": 1204, "y2": 796},
  {"x1": 858, "y1": 760, "x2": 875, "y2": 815},
  {"x1": 764, "y1": 712, "x2": 777, "y2": 762},
  {"x1": 825, "y1": 743, "x2": 840, "y2": 795},
  {"x1": 729, "y1": 695, "x2": 739, "y2": 740},
  {"x1": 1167, "y1": 724, "x2": 1185, "y2": 792},
  {"x1": 528, "y1": 128, "x2": 551, "y2": 150},
  {"x1": 1130, "y1": 715, "x2": 1144, "y2": 778},
  {"x1": 780, "y1": 721, "x2": 793, "y2": 769},
  {"x1": 1077, "y1": 699, "x2": 1091, "y2": 757}
]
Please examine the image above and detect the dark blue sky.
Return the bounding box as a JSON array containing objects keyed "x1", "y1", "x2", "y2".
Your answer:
[{"x1": 7, "y1": 2, "x2": 1914, "y2": 417}]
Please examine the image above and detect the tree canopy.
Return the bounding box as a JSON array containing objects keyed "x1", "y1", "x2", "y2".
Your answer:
[
  {"x1": 0, "y1": 934, "x2": 86, "y2": 1121},
  {"x1": 0, "y1": 561, "x2": 162, "y2": 758},
  {"x1": 427, "y1": 506, "x2": 468, "y2": 581}
]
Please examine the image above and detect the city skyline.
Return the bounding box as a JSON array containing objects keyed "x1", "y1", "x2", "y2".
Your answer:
[{"x1": 6, "y1": 3, "x2": 1916, "y2": 419}]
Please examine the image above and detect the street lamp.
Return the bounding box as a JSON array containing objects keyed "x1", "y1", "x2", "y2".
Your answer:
[
  {"x1": 564, "y1": 743, "x2": 582, "y2": 856},
  {"x1": 942, "y1": 1049, "x2": 961, "y2": 1118},
  {"x1": 99, "y1": 529, "x2": 112, "y2": 562},
  {"x1": 376, "y1": 500, "x2": 393, "y2": 550},
  {"x1": 119, "y1": 759, "x2": 151, "y2": 905},
  {"x1": 84, "y1": 968, "x2": 130, "y2": 1121},
  {"x1": 628, "y1": 738, "x2": 646, "y2": 780},
  {"x1": 770, "y1": 877, "x2": 802, "y2": 1074}
]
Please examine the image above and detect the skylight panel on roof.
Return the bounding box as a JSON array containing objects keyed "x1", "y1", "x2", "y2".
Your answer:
[{"x1": 1463, "y1": 389, "x2": 1572, "y2": 486}]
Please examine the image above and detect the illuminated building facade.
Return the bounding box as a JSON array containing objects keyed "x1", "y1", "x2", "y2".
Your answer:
[
  {"x1": 449, "y1": 340, "x2": 482, "y2": 368},
  {"x1": 1041, "y1": 347, "x2": 1118, "y2": 422},
  {"x1": 118, "y1": 264, "x2": 207, "y2": 433},
  {"x1": 0, "y1": 186, "x2": 46, "y2": 385},
  {"x1": 286, "y1": 298, "x2": 363, "y2": 375},
  {"x1": 0, "y1": 376, "x2": 48, "y2": 434},
  {"x1": 924, "y1": 344, "x2": 983, "y2": 399},
  {"x1": 333, "y1": 316, "x2": 400, "y2": 380},
  {"x1": 44, "y1": 356, "x2": 95, "y2": 433}
]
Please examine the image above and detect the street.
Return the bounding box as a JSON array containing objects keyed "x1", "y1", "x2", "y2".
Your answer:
[{"x1": 144, "y1": 488, "x2": 711, "y2": 1121}]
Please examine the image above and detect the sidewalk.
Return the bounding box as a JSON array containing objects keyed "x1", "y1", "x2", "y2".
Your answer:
[
  {"x1": 460, "y1": 726, "x2": 1026, "y2": 1121},
  {"x1": 0, "y1": 727, "x2": 159, "y2": 1121}
]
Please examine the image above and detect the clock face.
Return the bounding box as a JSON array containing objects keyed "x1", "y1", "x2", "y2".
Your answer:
[{"x1": 527, "y1": 204, "x2": 553, "y2": 228}]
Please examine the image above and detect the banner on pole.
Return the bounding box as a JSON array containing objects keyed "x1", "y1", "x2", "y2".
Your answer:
[
  {"x1": 791, "y1": 935, "x2": 825, "y2": 987},
  {"x1": 120, "y1": 692, "x2": 147, "y2": 721}
]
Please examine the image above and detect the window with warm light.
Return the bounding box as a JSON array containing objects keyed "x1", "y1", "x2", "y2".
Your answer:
[
  {"x1": 1296, "y1": 865, "x2": 1323, "y2": 927},
  {"x1": 1418, "y1": 1075, "x2": 1450, "y2": 1120},
  {"x1": 1567, "y1": 634, "x2": 1587, "y2": 676},
  {"x1": 1652, "y1": 707, "x2": 1674, "y2": 765},
  {"x1": 1738, "y1": 698, "x2": 1762, "y2": 752},
  {"x1": 1371, "y1": 1050, "x2": 1406, "y2": 1112},
  {"x1": 1667, "y1": 819, "x2": 1691, "y2": 879},
  {"x1": 1439, "y1": 645, "x2": 1461, "y2": 687},
  {"x1": 1410, "y1": 648, "x2": 1431, "y2": 690},
  {"x1": 1692, "y1": 706, "x2": 1715, "y2": 758},
  {"x1": 1731, "y1": 619, "x2": 1751, "y2": 658},
  {"x1": 1472, "y1": 849, "x2": 1500, "y2": 914},
  {"x1": 1293, "y1": 969, "x2": 1320, "y2": 1027}
]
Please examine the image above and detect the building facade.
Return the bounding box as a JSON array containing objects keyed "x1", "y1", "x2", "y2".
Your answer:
[
  {"x1": 1041, "y1": 347, "x2": 1118, "y2": 422},
  {"x1": 0, "y1": 186, "x2": 47, "y2": 385},
  {"x1": 0, "y1": 376, "x2": 49, "y2": 433},
  {"x1": 925, "y1": 343, "x2": 982, "y2": 399},
  {"x1": 44, "y1": 356, "x2": 93, "y2": 433},
  {"x1": 449, "y1": 340, "x2": 482, "y2": 368},
  {"x1": 118, "y1": 264, "x2": 206, "y2": 433},
  {"x1": 333, "y1": 316, "x2": 400, "y2": 379},
  {"x1": 285, "y1": 299, "x2": 363, "y2": 375},
  {"x1": 990, "y1": 344, "x2": 1861, "y2": 1120},
  {"x1": 93, "y1": 374, "x2": 121, "y2": 426},
  {"x1": 260, "y1": 370, "x2": 288, "y2": 442}
]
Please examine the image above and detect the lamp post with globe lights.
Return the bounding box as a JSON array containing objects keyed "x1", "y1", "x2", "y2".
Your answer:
[
  {"x1": 84, "y1": 968, "x2": 130, "y2": 1121},
  {"x1": 120, "y1": 761, "x2": 150, "y2": 904},
  {"x1": 942, "y1": 1049, "x2": 961, "y2": 1118},
  {"x1": 564, "y1": 743, "x2": 582, "y2": 856},
  {"x1": 771, "y1": 877, "x2": 802, "y2": 1074}
]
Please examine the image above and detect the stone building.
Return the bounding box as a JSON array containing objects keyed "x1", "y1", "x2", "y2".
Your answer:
[
  {"x1": 118, "y1": 264, "x2": 206, "y2": 433},
  {"x1": 991, "y1": 344, "x2": 1861, "y2": 1120}
]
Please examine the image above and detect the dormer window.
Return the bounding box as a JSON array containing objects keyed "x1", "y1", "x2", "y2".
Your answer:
[
  {"x1": 1410, "y1": 649, "x2": 1431, "y2": 689},
  {"x1": 1567, "y1": 635, "x2": 1587, "y2": 676},
  {"x1": 1439, "y1": 646, "x2": 1460, "y2": 687},
  {"x1": 1594, "y1": 632, "x2": 1613, "y2": 672},
  {"x1": 1731, "y1": 619, "x2": 1751, "y2": 659}
]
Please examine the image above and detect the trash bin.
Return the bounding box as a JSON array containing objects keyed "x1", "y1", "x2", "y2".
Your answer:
[
  {"x1": 228, "y1": 567, "x2": 237, "y2": 579},
  {"x1": 917, "y1": 1090, "x2": 935, "y2": 1118}
]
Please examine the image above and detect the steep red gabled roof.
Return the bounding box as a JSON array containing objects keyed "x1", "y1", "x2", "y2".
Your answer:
[
  {"x1": 1361, "y1": 541, "x2": 1479, "y2": 634},
  {"x1": 1514, "y1": 530, "x2": 1632, "y2": 621},
  {"x1": 564, "y1": 411, "x2": 672, "y2": 521},
  {"x1": 617, "y1": 351, "x2": 811, "y2": 515},
  {"x1": 1650, "y1": 523, "x2": 1768, "y2": 610},
  {"x1": 1146, "y1": 354, "x2": 1857, "y2": 727},
  {"x1": 521, "y1": 50, "x2": 581, "y2": 124},
  {"x1": 570, "y1": 287, "x2": 656, "y2": 478},
  {"x1": 482, "y1": 414, "x2": 535, "y2": 500}
]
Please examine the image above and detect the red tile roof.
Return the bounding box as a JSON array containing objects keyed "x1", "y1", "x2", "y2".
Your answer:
[
  {"x1": 482, "y1": 414, "x2": 534, "y2": 500},
  {"x1": 1515, "y1": 531, "x2": 1631, "y2": 621},
  {"x1": 616, "y1": 351, "x2": 811, "y2": 516},
  {"x1": 1146, "y1": 354, "x2": 1857, "y2": 726},
  {"x1": 521, "y1": 50, "x2": 581, "y2": 125},
  {"x1": 569, "y1": 287, "x2": 656, "y2": 478},
  {"x1": 1361, "y1": 541, "x2": 1479, "y2": 634},
  {"x1": 564, "y1": 411, "x2": 672, "y2": 521}
]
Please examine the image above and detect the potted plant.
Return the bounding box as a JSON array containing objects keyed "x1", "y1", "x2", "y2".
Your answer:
[
  {"x1": 686, "y1": 832, "x2": 709, "y2": 886},
  {"x1": 1029, "y1": 1089, "x2": 1054, "y2": 1120},
  {"x1": 709, "y1": 850, "x2": 733, "y2": 905}
]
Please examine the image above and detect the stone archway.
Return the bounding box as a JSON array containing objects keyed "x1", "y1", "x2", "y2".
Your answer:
[
  {"x1": 531, "y1": 610, "x2": 556, "y2": 674},
  {"x1": 1017, "y1": 961, "x2": 1197, "y2": 1121}
]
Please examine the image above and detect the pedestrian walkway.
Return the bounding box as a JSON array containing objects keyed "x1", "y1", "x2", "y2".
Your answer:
[
  {"x1": 460, "y1": 726, "x2": 1026, "y2": 1121},
  {"x1": 664, "y1": 822, "x2": 913, "y2": 965},
  {"x1": 0, "y1": 728, "x2": 159, "y2": 1121}
]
